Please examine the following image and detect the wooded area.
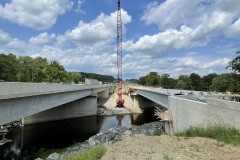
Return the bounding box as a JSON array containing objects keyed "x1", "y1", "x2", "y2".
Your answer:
[
  {"x1": 138, "y1": 72, "x2": 239, "y2": 93},
  {"x1": 0, "y1": 53, "x2": 115, "y2": 84}
]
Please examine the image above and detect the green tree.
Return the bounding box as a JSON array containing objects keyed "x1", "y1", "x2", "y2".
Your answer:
[
  {"x1": 43, "y1": 61, "x2": 69, "y2": 83},
  {"x1": 80, "y1": 72, "x2": 115, "y2": 83},
  {"x1": 178, "y1": 74, "x2": 192, "y2": 90},
  {"x1": 17, "y1": 56, "x2": 49, "y2": 82},
  {"x1": 145, "y1": 72, "x2": 161, "y2": 86},
  {"x1": 17, "y1": 56, "x2": 33, "y2": 82},
  {"x1": 0, "y1": 53, "x2": 19, "y2": 81},
  {"x1": 70, "y1": 72, "x2": 81, "y2": 84},
  {"x1": 177, "y1": 80, "x2": 187, "y2": 89},
  {"x1": 210, "y1": 73, "x2": 239, "y2": 93},
  {"x1": 202, "y1": 73, "x2": 218, "y2": 90},
  {"x1": 138, "y1": 76, "x2": 147, "y2": 85},
  {"x1": 160, "y1": 73, "x2": 170, "y2": 88},
  {"x1": 189, "y1": 73, "x2": 204, "y2": 91},
  {"x1": 226, "y1": 51, "x2": 240, "y2": 73}
]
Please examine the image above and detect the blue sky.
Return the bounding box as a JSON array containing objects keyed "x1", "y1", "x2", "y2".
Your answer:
[{"x1": 0, "y1": 0, "x2": 239, "y2": 79}]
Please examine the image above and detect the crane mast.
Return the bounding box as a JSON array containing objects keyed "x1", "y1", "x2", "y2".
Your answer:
[{"x1": 116, "y1": 0, "x2": 124, "y2": 107}]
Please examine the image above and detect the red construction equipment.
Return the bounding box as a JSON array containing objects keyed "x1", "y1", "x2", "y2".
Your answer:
[{"x1": 116, "y1": 0, "x2": 124, "y2": 108}]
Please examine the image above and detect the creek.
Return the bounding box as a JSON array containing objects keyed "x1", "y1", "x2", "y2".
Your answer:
[{"x1": 1, "y1": 107, "x2": 158, "y2": 159}]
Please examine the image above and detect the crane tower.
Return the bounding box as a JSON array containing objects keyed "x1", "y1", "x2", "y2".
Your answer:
[{"x1": 116, "y1": 0, "x2": 124, "y2": 107}]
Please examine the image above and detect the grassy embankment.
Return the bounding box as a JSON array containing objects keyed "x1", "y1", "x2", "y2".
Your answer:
[
  {"x1": 20, "y1": 142, "x2": 106, "y2": 160},
  {"x1": 175, "y1": 124, "x2": 240, "y2": 145},
  {"x1": 64, "y1": 124, "x2": 240, "y2": 159},
  {"x1": 63, "y1": 145, "x2": 106, "y2": 160}
]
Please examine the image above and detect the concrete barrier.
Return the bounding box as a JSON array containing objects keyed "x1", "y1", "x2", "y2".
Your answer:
[{"x1": 169, "y1": 96, "x2": 240, "y2": 132}]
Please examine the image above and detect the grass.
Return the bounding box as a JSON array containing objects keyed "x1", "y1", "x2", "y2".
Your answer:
[
  {"x1": 153, "y1": 130, "x2": 163, "y2": 136},
  {"x1": 163, "y1": 152, "x2": 173, "y2": 160},
  {"x1": 175, "y1": 124, "x2": 240, "y2": 145},
  {"x1": 63, "y1": 145, "x2": 107, "y2": 160},
  {"x1": 18, "y1": 142, "x2": 87, "y2": 160}
]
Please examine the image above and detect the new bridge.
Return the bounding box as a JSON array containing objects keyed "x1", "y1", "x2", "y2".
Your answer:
[
  {"x1": 0, "y1": 82, "x2": 115, "y2": 126},
  {"x1": 129, "y1": 86, "x2": 240, "y2": 133}
]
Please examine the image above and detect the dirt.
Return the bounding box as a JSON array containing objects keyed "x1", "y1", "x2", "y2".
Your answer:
[
  {"x1": 100, "y1": 93, "x2": 240, "y2": 160},
  {"x1": 101, "y1": 132, "x2": 240, "y2": 160},
  {"x1": 99, "y1": 93, "x2": 142, "y2": 115}
]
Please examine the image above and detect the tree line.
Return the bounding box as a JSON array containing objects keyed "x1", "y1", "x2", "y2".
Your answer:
[
  {"x1": 138, "y1": 51, "x2": 240, "y2": 93},
  {"x1": 0, "y1": 53, "x2": 115, "y2": 84},
  {"x1": 80, "y1": 72, "x2": 115, "y2": 84},
  {"x1": 138, "y1": 72, "x2": 239, "y2": 93}
]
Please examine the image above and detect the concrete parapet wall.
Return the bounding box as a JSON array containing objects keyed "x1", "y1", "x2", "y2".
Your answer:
[
  {"x1": 169, "y1": 96, "x2": 240, "y2": 132},
  {"x1": 0, "y1": 82, "x2": 113, "y2": 100}
]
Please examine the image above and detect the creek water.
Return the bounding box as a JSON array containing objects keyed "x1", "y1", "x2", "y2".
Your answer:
[{"x1": 1, "y1": 108, "x2": 158, "y2": 160}]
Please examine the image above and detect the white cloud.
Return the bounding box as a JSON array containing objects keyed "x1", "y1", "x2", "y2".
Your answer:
[
  {"x1": 0, "y1": 29, "x2": 11, "y2": 44},
  {"x1": 123, "y1": 25, "x2": 208, "y2": 57},
  {"x1": 74, "y1": 0, "x2": 86, "y2": 14},
  {"x1": 141, "y1": 0, "x2": 240, "y2": 31},
  {"x1": 0, "y1": 29, "x2": 27, "y2": 54},
  {"x1": 65, "y1": 9, "x2": 131, "y2": 45},
  {"x1": 29, "y1": 32, "x2": 56, "y2": 45},
  {"x1": 120, "y1": 52, "x2": 232, "y2": 79},
  {"x1": 126, "y1": 0, "x2": 240, "y2": 57},
  {"x1": 141, "y1": 0, "x2": 201, "y2": 29},
  {"x1": 0, "y1": 0, "x2": 73, "y2": 30},
  {"x1": 201, "y1": 58, "x2": 230, "y2": 69},
  {"x1": 226, "y1": 18, "x2": 240, "y2": 37}
]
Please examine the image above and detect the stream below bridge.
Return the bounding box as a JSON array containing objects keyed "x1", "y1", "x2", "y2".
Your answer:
[{"x1": 1, "y1": 107, "x2": 158, "y2": 159}]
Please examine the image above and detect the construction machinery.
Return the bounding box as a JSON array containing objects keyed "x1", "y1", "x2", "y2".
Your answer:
[{"x1": 116, "y1": 0, "x2": 124, "y2": 107}]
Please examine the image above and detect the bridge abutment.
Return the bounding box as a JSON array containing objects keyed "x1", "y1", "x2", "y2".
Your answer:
[{"x1": 23, "y1": 96, "x2": 97, "y2": 125}]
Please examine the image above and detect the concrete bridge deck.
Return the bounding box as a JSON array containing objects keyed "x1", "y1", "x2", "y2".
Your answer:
[{"x1": 0, "y1": 82, "x2": 115, "y2": 125}]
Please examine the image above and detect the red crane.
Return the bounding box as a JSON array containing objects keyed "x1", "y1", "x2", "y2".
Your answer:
[{"x1": 116, "y1": 0, "x2": 124, "y2": 107}]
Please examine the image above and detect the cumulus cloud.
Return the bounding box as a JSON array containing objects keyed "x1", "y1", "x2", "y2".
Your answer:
[
  {"x1": 123, "y1": 25, "x2": 208, "y2": 57},
  {"x1": 29, "y1": 32, "x2": 56, "y2": 45},
  {"x1": 121, "y1": 51, "x2": 231, "y2": 79},
  {"x1": 201, "y1": 58, "x2": 230, "y2": 69},
  {"x1": 0, "y1": 0, "x2": 73, "y2": 30},
  {"x1": 0, "y1": 29, "x2": 27, "y2": 54},
  {"x1": 141, "y1": 0, "x2": 240, "y2": 31},
  {"x1": 125, "y1": 0, "x2": 240, "y2": 57},
  {"x1": 65, "y1": 9, "x2": 131, "y2": 45},
  {"x1": 0, "y1": 30, "x2": 12, "y2": 44}
]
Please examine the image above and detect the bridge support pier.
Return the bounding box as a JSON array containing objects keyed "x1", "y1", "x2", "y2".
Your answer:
[
  {"x1": 109, "y1": 86, "x2": 114, "y2": 94},
  {"x1": 132, "y1": 95, "x2": 159, "y2": 110},
  {"x1": 98, "y1": 89, "x2": 110, "y2": 99},
  {"x1": 23, "y1": 96, "x2": 97, "y2": 125}
]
